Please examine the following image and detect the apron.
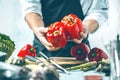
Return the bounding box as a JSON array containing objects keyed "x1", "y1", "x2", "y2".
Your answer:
[{"x1": 33, "y1": 0, "x2": 90, "y2": 57}]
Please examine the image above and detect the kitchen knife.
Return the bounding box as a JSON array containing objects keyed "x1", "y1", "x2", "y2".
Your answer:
[
  {"x1": 25, "y1": 55, "x2": 43, "y2": 64},
  {"x1": 39, "y1": 51, "x2": 70, "y2": 74}
]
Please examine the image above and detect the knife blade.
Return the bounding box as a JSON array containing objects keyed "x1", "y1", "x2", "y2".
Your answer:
[
  {"x1": 25, "y1": 55, "x2": 42, "y2": 64},
  {"x1": 39, "y1": 51, "x2": 70, "y2": 74}
]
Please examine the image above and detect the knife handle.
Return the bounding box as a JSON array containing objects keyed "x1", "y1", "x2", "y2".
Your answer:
[{"x1": 39, "y1": 51, "x2": 49, "y2": 60}]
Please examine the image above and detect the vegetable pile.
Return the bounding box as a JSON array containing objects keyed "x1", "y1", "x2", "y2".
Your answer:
[
  {"x1": 70, "y1": 43, "x2": 108, "y2": 62},
  {"x1": 46, "y1": 14, "x2": 83, "y2": 47},
  {"x1": 1, "y1": 61, "x2": 59, "y2": 80},
  {"x1": 88, "y1": 47, "x2": 108, "y2": 61},
  {"x1": 69, "y1": 43, "x2": 110, "y2": 76},
  {"x1": 66, "y1": 58, "x2": 110, "y2": 76},
  {"x1": 0, "y1": 33, "x2": 15, "y2": 60},
  {"x1": 5, "y1": 44, "x2": 60, "y2": 80}
]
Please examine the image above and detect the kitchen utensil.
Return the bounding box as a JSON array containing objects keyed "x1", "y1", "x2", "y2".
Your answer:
[
  {"x1": 25, "y1": 55, "x2": 42, "y2": 64},
  {"x1": 39, "y1": 51, "x2": 70, "y2": 74},
  {"x1": 104, "y1": 34, "x2": 120, "y2": 80},
  {"x1": 50, "y1": 57, "x2": 87, "y2": 65}
]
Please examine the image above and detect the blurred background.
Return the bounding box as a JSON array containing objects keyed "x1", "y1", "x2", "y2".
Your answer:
[
  {"x1": 0, "y1": 0, "x2": 34, "y2": 57},
  {"x1": 0, "y1": 0, "x2": 120, "y2": 57}
]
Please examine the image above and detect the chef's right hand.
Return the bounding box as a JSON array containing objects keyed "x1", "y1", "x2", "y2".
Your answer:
[{"x1": 34, "y1": 27, "x2": 60, "y2": 51}]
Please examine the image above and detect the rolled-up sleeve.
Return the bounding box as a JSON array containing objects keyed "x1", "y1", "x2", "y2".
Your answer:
[
  {"x1": 82, "y1": 0, "x2": 108, "y2": 27},
  {"x1": 20, "y1": 0, "x2": 42, "y2": 18}
]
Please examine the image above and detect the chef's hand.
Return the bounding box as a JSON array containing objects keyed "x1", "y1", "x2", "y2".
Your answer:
[
  {"x1": 73, "y1": 23, "x2": 89, "y2": 44},
  {"x1": 34, "y1": 27, "x2": 60, "y2": 51}
]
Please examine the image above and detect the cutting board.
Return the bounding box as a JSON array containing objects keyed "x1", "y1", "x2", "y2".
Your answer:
[
  {"x1": 50, "y1": 57, "x2": 87, "y2": 66},
  {"x1": 25, "y1": 57, "x2": 88, "y2": 68}
]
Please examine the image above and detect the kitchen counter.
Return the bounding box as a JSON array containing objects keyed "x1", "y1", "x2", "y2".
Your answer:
[
  {"x1": 26, "y1": 57, "x2": 110, "y2": 80},
  {"x1": 59, "y1": 70, "x2": 110, "y2": 80}
]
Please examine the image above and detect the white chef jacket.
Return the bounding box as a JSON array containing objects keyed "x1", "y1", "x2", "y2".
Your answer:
[{"x1": 20, "y1": 0, "x2": 108, "y2": 27}]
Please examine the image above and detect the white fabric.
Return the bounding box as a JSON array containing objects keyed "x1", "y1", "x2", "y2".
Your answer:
[{"x1": 20, "y1": 0, "x2": 108, "y2": 28}]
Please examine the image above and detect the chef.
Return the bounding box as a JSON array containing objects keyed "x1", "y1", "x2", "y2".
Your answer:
[{"x1": 20, "y1": 0, "x2": 108, "y2": 57}]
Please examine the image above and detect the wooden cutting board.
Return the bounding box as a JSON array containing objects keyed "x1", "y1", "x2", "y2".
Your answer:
[
  {"x1": 50, "y1": 57, "x2": 87, "y2": 65},
  {"x1": 25, "y1": 57, "x2": 88, "y2": 68}
]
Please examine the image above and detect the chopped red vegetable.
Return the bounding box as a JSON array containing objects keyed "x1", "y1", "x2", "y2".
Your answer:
[
  {"x1": 71, "y1": 43, "x2": 90, "y2": 60},
  {"x1": 17, "y1": 44, "x2": 36, "y2": 59},
  {"x1": 84, "y1": 75, "x2": 103, "y2": 80},
  {"x1": 88, "y1": 47, "x2": 108, "y2": 61}
]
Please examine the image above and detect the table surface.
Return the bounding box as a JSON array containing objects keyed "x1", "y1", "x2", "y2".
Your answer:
[
  {"x1": 25, "y1": 57, "x2": 111, "y2": 80},
  {"x1": 59, "y1": 70, "x2": 110, "y2": 80}
]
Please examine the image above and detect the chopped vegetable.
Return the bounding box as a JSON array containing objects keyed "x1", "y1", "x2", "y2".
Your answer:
[
  {"x1": 6, "y1": 57, "x2": 26, "y2": 66},
  {"x1": 66, "y1": 61, "x2": 97, "y2": 71},
  {"x1": 71, "y1": 43, "x2": 90, "y2": 60},
  {"x1": 88, "y1": 47, "x2": 108, "y2": 61},
  {"x1": 17, "y1": 44, "x2": 36, "y2": 59},
  {"x1": 84, "y1": 75, "x2": 103, "y2": 80}
]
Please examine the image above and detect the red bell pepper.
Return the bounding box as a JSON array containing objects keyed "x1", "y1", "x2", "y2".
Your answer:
[
  {"x1": 68, "y1": 14, "x2": 83, "y2": 32},
  {"x1": 17, "y1": 44, "x2": 36, "y2": 59},
  {"x1": 88, "y1": 47, "x2": 108, "y2": 61},
  {"x1": 46, "y1": 22, "x2": 67, "y2": 48},
  {"x1": 61, "y1": 13, "x2": 83, "y2": 40},
  {"x1": 71, "y1": 43, "x2": 90, "y2": 60}
]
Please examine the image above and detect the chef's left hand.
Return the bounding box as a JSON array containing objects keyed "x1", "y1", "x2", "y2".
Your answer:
[{"x1": 73, "y1": 23, "x2": 88, "y2": 44}]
